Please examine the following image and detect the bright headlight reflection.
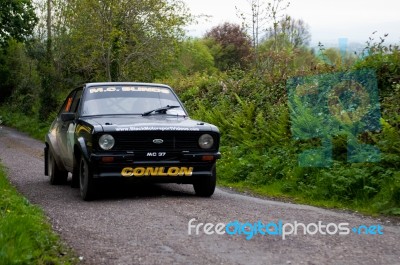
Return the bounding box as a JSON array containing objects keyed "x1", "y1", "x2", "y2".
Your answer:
[
  {"x1": 199, "y1": 134, "x2": 214, "y2": 149},
  {"x1": 99, "y1": 134, "x2": 115, "y2": 150}
]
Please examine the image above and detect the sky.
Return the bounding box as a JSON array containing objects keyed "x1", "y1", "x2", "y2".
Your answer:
[{"x1": 183, "y1": 0, "x2": 400, "y2": 47}]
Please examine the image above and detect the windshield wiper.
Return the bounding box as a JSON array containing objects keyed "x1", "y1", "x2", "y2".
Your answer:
[{"x1": 142, "y1": 105, "x2": 180, "y2": 116}]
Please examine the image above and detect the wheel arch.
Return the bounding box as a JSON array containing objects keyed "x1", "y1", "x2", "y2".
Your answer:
[
  {"x1": 75, "y1": 137, "x2": 90, "y2": 162},
  {"x1": 45, "y1": 134, "x2": 66, "y2": 173}
]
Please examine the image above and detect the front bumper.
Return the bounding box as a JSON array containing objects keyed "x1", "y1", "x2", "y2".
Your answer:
[{"x1": 88, "y1": 151, "x2": 220, "y2": 183}]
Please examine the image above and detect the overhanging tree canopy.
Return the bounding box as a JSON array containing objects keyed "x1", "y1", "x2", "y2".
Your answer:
[
  {"x1": 0, "y1": 0, "x2": 38, "y2": 45},
  {"x1": 57, "y1": 0, "x2": 190, "y2": 82}
]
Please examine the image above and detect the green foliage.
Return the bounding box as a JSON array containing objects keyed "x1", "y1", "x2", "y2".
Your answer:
[
  {"x1": 381, "y1": 82, "x2": 400, "y2": 125},
  {"x1": 318, "y1": 47, "x2": 357, "y2": 69},
  {"x1": 265, "y1": 16, "x2": 311, "y2": 49},
  {"x1": 58, "y1": 0, "x2": 190, "y2": 82},
  {"x1": 372, "y1": 171, "x2": 400, "y2": 215},
  {"x1": 376, "y1": 119, "x2": 400, "y2": 167},
  {"x1": 164, "y1": 39, "x2": 400, "y2": 215},
  {"x1": 0, "y1": 165, "x2": 76, "y2": 264},
  {"x1": 0, "y1": 39, "x2": 41, "y2": 106},
  {"x1": 175, "y1": 39, "x2": 216, "y2": 75},
  {"x1": 353, "y1": 36, "x2": 400, "y2": 97},
  {"x1": 38, "y1": 62, "x2": 62, "y2": 121},
  {"x1": 0, "y1": 105, "x2": 51, "y2": 140},
  {"x1": 0, "y1": 0, "x2": 38, "y2": 45}
]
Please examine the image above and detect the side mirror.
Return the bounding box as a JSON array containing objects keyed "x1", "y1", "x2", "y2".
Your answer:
[{"x1": 61, "y1": 112, "x2": 76, "y2": 122}]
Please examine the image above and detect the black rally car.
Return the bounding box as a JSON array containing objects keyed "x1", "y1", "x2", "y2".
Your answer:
[{"x1": 44, "y1": 82, "x2": 221, "y2": 200}]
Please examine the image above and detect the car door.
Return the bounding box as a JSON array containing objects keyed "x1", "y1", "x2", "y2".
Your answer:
[{"x1": 57, "y1": 89, "x2": 82, "y2": 170}]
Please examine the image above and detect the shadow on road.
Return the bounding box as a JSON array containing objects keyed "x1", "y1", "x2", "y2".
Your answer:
[{"x1": 64, "y1": 177, "x2": 197, "y2": 201}]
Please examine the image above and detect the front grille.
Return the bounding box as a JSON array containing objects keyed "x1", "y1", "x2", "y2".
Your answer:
[{"x1": 110, "y1": 131, "x2": 218, "y2": 152}]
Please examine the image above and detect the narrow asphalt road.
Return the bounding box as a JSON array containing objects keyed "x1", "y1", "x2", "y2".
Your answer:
[{"x1": 0, "y1": 126, "x2": 399, "y2": 265}]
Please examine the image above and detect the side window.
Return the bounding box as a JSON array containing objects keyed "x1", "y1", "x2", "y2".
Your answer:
[
  {"x1": 65, "y1": 97, "x2": 73, "y2": 112},
  {"x1": 57, "y1": 89, "x2": 82, "y2": 116},
  {"x1": 70, "y1": 90, "x2": 82, "y2": 113},
  {"x1": 58, "y1": 91, "x2": 76, "y2": 115}
]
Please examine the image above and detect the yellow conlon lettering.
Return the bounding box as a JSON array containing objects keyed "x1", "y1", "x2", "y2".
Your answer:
[
  {"x1": 179, "y1": 167, "x2": 193, "y2": 176},
  {"x1": 121, "y1": 167, "x2": 134, "y2": 177},
  {"x1": 145, "y1": 167, "x2": 158, "y2": 176},
  {"x1": 121, "y1": 167, "x2": 193, "y2": 177},
  {"x1": 133, "y1": 167, "x2": 145, "y2": 176}
]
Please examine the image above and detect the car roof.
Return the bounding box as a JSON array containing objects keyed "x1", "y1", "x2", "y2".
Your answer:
[{"x1": 84, "y1": 82, "x2": 171, "y2": 88}]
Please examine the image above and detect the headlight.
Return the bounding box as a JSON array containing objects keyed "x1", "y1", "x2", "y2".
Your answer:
[
  {"x1": 99, "y1": 134, "x2": 115, "y2": 150},
  {"x1": 198, "y1": 134, "x2": 214, "y2": 149}
]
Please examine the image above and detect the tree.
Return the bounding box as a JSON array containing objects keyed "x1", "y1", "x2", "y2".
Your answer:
[
  {"x1": 265, "y1": 16, "x2": 311, "y2": 49},
  {"x1": 0, "y1": 0, "x2": 37, "y2": 102},
  {"x1": 57, "y1": 0, "x2": 190, "y2": 82},
  {"x1": 236, "y1": 0, "x2": 290, "y2": 68},
  {"x1": 204, "y1": 22, "x2": 252, "y2": 71},
  {"x1": 0, "y1": 0, "x2": 38, "y2": 45},
  {"x1": 177, "y1": 39, "x2": 216, "y2": 75},
  {"x1": 320, "y1": 47, "x2": 357, "y2": 69}
]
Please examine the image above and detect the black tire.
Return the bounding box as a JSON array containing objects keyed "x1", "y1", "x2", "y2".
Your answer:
[
  {"x1": 48, "y1": 149, "x2": 68, "y2": 185},
  {"x1": 79, "y1": 156, "x2": 96, "y2": 201},
  {"x1": 193, "y1": 166, "x2": 216, "y2": 197}
]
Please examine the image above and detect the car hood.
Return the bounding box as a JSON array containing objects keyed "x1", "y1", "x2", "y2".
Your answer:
[{"x1": 80, "y1": 115, "x2": 219, "y2": 133}]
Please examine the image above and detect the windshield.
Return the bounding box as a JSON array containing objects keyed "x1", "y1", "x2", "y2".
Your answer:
[{"x1": 81, "y1": 85, "x2": 186, "y2": 116}]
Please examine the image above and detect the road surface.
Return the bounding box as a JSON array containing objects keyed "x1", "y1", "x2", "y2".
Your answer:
[{"x1": 0, "y1": 126, "x2": 399, "y2": 265}]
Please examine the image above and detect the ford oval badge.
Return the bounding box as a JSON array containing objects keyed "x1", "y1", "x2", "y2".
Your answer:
[{"x1": 153, "y1": 139, "x2": 164, "y2": 144}]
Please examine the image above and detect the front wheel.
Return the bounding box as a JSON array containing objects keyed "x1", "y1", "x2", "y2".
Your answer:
[
  {"x1": 48, "y1": 149, "x2": 68, "y2": 185},
  {"x1": 193, "y1": 166, "x2": 216, "y2": 197},
  {"x1": 79, "y1": 157, "x2": 96, "y2": 201}
]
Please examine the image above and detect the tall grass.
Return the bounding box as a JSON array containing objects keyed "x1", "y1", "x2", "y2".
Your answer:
[{"x1": 0, "y1": 165, "x2": 77, "y2": 264}]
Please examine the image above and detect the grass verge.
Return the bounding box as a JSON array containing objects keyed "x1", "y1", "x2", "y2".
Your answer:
[
  {"x1": 218, "y1": 180, "x2": 377, "y2": 216},
  {"x1": 0, "y1": 164, "x2": 77, "y2": 264},
  {"x1": 0, "y1": 106, "x2": 49, "y2": 141}
]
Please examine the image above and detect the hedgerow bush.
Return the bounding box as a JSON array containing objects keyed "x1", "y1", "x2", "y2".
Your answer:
[{"x1": 166, "y1": 43, "x2": 400, "y2": 215}]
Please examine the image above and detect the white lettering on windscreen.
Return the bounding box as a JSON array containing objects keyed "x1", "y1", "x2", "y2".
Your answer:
[{"x1": 115, "y1": 127, "x2": 200, "y2": 132}]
